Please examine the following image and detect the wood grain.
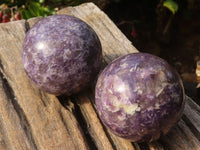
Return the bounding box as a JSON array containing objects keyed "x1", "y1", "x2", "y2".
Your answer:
[
  {"x1": 0, "y1": 20, "x2": 89, "y2": 150},
  {"x1": 0, "y1": 2, "x2": 199, "y2": 150}
]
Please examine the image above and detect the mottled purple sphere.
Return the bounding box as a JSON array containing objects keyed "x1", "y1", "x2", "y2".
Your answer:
[
  {"x1": 95, "y1": 53, "x2": 185, "y2": 142},
  {"x1": 22, "y1": 15, "x2": 102, "y2": 96}
]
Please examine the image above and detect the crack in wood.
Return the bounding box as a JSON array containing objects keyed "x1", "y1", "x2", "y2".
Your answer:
[
  {"x1": 57, "y1": 94, "x2": 97, "y2": 150},
  {"x1": 58, "y1": 109, "x2": 83, "y2": 150},
  {"x1": 138, "y1": 143, "x2": 151, "y2": 150},
  {"x1": 90, "y1": 98, "x2": 117, "y2": 150},
  {"x1": 57, "y1": 95, "x2": 72, "y2": 112},
  {"x1": 0, "y1": 59, "x2": 13, "y2": 83},
  {"x1": 101, "y1": 130, "x2": 118, "y2": 150},
  {"x1": 153, "y1": 139, "x2": 170, "y2": 150},
  {"x1": 132, "y1": 142, "x2": 141, "y2": 150},
  {"x1": 25, "y1": 20, "x2": 30, "y2": 33},
  {"x1": 57, "y1": 109, "x2": 72, "y2": 136},
  {"x1": 0, "y1": 59, "x2": 4, "y2": 73},
  {"x1": 75, "y1": 93, "x2": 118, "y2": 150},
  {"x1": 0, "y1": 70, "x2": 38, "y2": 150},
  {"x1": 72, "y1": 100, "x2": 98, "y2": 150},
  {"x1": 182, "y1": 114, "x2": 200, "y2": 141},
  {"x1": 38, "y1": 90, "x2": 48, "y2": 107}
]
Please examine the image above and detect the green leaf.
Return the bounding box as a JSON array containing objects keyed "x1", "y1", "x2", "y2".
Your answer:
[
  {"x1": 20, "y1": 9, "x2": 33, "y2": 19},
  {"x1": 163, "y1": 0, "x2": 179, "y2": 14},
  {"x1": 26, "y1": 2, "x2": 42, "y2": 16},
  {"x1": 20, "y1": 10, "x2": 27, "y2": 19},
  {"x1": 51, "y1": 10, "x2": 57, "y2": 15},
  {"x1": 20, "y1": 0, "x2": 56, "y2": 19},
  {"x1": 42, "y1": 6, "x2": 51, "y2": 13}
]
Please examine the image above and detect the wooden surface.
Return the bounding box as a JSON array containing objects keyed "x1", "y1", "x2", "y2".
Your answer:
[{"x1": 0, "y1": 2, "x2": 199, "y2": 150}]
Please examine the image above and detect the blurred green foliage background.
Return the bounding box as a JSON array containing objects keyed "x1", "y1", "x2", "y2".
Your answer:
[{"x1": 0, "y1": 0, "x2": 179, "y2": 19}]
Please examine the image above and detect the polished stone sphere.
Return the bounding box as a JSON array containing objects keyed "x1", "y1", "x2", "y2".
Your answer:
[
  {"x1": 22, "y1": 15, "x2": 102, "y2": 96},
  {"x1": 95, "y1": 53, "x2": 185, "y2": 142}
]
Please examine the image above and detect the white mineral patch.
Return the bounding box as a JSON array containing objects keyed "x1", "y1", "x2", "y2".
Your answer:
[
  {"x1": 106, "y1": 93, "x2": 141, "y2": 115},
  {"x1": 130, "y1": 64, "x2": 138, "y2": 72},
  {"x1": 138, "y1": 89, "x2": 143, "y2": 94},
  {"x1": 43, "y1": 76, "x2": 48, "y2": 83},
  {"x1": 154, "y1": 71, "x2": 169, "y2": 97},
  {"x1": 125, "y1": 103, "x2": 141, "y2": 115},
  {"x1": 130, "y1": 67, "x2": 134, "y2": 72},
  {"x1": 63, "y1": 49, "x2": 71, "y2": 60},
  {"x1": 133, "y1": 86, "x2": 141, "y2": 92},
  {"x1": 158, "y1": 71, "x2": 166, "y2": 81},
  {"x1": 147, "y1": 106, "x2": 154, "y2": 111},
  {"x1": 156, "y1": 86, "x2": 165, "y2": 97},
  {"x1": 155, "y1": 103, "x2": 160, "y2": 109},
  {"x1": 147, "y1": 113, "x2": 152, "y2": 119},
  {"x1": 140, "y1": 71, "x2": 146, "y2": 78},
  {"x1": 121, "y1": 63, "x2": 128, "y2": 68},
  {"x1": 27, "y1": 48, "x2": 31, "y2": 52},
  {"x1": 23, "y1": 61, "x2": 28, "y2": 70}
]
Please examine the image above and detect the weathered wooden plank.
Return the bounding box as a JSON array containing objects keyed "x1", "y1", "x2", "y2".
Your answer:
[
  {"x1": 76, "y1": 94, "x2": 114, "y2": 150},
  {"x1": 0, "y1": 74, "x2": 33, "y2": 150},
  {"x1": 183, "y1": 96, "x2": 200, "y2": 138},
  {"x1": 159, "y1": 118, "x2": 200, "y2": 150},
  {"x1": 0, "y1": 2, "x2": 199, "y2": 150},
  {"x1": 0, "y1": 20, "x2": 89, "y2": 149}
]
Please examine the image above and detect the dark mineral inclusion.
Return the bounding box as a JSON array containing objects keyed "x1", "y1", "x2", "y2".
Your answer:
[
  {"x1": 95, "y1": 53, "x2": 185, "y2": 142},
  {"x1": 22, "y1": 15, "x2": 102, "y2": 96}
]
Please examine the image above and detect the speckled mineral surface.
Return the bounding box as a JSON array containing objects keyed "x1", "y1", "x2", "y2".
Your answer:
[
  {"x1": 95, "y1": 53, "x2": 185, "y2": 142},
  {"x1": 22, "y1": 15, "x2": 102, "y2": 95}
]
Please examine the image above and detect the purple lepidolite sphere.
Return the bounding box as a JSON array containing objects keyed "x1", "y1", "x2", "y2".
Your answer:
[
  {"x1": 22, "y1": 15, "x2": 102, "y2": 96},
  {"x1": 95, "y1": 53, "x2": 185, "y2": 142}
]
